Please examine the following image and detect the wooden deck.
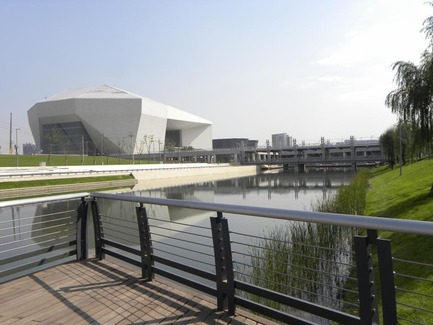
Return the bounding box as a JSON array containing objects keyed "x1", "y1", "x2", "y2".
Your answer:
[{"x1": 0, "y1": 259, "x2": 274, "y2": 324}]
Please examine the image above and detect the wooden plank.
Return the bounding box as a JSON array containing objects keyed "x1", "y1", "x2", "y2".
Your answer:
[{"x1": 0, "y1": 259, "x2": 277, "y2": 324}]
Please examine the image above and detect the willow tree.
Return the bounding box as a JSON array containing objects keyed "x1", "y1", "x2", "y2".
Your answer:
[{"x1": 385, "y1": 3, "x2": 433, "y2": 151}]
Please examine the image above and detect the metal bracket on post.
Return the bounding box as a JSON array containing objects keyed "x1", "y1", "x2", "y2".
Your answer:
[
  {"x1": 90, "y1": 198, "x2": 105, "y2": 260},
  {"x1": 136, "y1": 203, "x2": 153, "y2": 281},
  {"x1": 354, "y1": 233, "x2": 379, "y2": 324},
  {"x1": 76, "y1": 197, "x2": 89, "y2": 261},
  {"x1": 211, "y1": 211, "x2": 235, "y2": 315}
]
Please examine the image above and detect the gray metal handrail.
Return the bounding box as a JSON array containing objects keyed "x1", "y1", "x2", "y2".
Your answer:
[
  {"x1": 0, "y1": 193, "x2": 89, "y2": 208},
  {"x1": 90, "y1": 192, "x2": 433, "y2": 236}
]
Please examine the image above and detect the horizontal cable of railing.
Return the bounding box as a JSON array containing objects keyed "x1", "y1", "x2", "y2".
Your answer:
[
  {"x1": 100, "y1": 236, "x2": 216, "y2": 283},
  {"x1": 0, "y1": 194, "x2": 86, "y2": 283},
  {"x1": 235, "y1": 280, "x2": 360, "y2": 324},
  {"x1": 0, "y1": 241, "x2": 77, "y2": 283},
  {"x1": 153, "y1": 240, "x2": 214, "y2": 259},
  {"x1": 90, "y1": 192, "x2": 433, "y2": 235}
]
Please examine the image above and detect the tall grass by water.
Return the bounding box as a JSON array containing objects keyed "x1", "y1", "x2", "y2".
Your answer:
[
  {"x1": 312, "y1": 169, "x2": 369, "y2": 215},
  {"x1": 240, "y1": 170, "x2": 369, "y2": 322}
]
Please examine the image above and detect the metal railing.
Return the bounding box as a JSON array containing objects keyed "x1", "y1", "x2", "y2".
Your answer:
[
  {"x1": 0, "y1": 193, "x2": 87, "y2": 283},
  {"x1": 2, "y1": 192, "x2": 433, "y2": 323}
]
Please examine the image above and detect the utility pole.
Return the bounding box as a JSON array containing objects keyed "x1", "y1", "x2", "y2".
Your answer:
[
  {"x1": 81, "y1": 136, "x2": 84, "y2": 165},
  {"x1": 101, "y1": 134, "x2": 104, "y2": 165},
  {"x1": 129, "y1": 132, "x2": 134, "y2": 164},
  {"x1": 15, "y1": 128, "x2": 20, "y2": 167},
  {"x1": 9, "y1": 113, "x2": 13, "y2": 155}
]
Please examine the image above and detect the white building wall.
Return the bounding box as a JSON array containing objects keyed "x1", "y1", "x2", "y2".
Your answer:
[
  {"x1": 182, "y1": 125, "x2": 213, "y2": 150},
  {"x1": 27, "y1": 85, "x2": 213, "y2": 155}
]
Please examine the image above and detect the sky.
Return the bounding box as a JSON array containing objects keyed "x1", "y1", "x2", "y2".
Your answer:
[{"x1": 0, "y1": 0, "x2": 431, "y2": 152}]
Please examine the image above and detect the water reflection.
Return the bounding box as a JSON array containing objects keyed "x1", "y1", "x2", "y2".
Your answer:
[
  {"x1": 126, "y1": 170, "x2": 352, "y2": 224},
  {"x1": 1, "y1": 170, "x2": 353, "y2": 256}
]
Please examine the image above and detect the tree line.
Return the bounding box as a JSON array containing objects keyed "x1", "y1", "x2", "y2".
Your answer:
[{"x1": 381, "y1": 1, "x2": 433, "y2": 166}]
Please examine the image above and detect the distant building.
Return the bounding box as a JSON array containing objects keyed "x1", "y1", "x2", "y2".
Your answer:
[
  {"x1": 27, "y1": 85, "x2": 212, "y2": 155},
  {"x1": 213, "y1": 138, "x2": 258, "y2": 149},
  {"x1": 271, "y1": 133, "x2": 292, "y2": 148}
]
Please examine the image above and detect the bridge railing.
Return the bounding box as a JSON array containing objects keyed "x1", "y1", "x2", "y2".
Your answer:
[
  {"x1": 0, "y1": 193, "x2": 87, "y2": 283},
  {"x1": 2, "y1": 192, "x2": 432, "y2": 323},
  {"x1": 79, "y1": 192, "x2": 433, "y2": 324}
]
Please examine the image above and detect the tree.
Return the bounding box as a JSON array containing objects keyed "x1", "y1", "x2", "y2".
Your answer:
[
  {"x1": 385, "y1": 3, "x2": 433, "y2": 152},
  {"x1": 45, "y1": 129, "x2": 62, "y2": 165},
  {"x1": 379, "y1": 128, "x2": 396, "y2": 168}
]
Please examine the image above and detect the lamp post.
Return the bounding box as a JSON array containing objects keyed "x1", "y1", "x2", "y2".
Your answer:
[
  {"x1": 129, "y1": 132, "x2": 134, "y2": 164},
  {"x1": 15, "y1": 128, "x2": 20, "y2": 167}
]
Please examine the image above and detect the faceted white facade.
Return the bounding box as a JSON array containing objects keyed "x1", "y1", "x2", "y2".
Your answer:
[{"x1": 27, "y1": 85, "x2": 212, "y2": 155}]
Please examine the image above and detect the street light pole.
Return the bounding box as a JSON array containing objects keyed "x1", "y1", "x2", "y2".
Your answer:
[
  {"x1": 15, "y1": 128, "x2": 20, "y2": 167},
  {"x1": 129, "y1": 132, "x2": 135, "y2": 164}
]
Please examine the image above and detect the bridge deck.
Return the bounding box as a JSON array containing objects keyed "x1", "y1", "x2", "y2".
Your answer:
[{"x1": 0, "y1": 259, "x2": 271, "y2": 325}]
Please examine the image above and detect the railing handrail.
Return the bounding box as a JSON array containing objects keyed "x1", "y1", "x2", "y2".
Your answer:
[
  {"x1": 90, "y1": 192, "x2": 433, "y2": 236},
  {"x1": 0, "y1": 193, "x2": 89, "y2": 208}
]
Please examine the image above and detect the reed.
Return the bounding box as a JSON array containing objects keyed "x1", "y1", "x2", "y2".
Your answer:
[{"x1": 240, "y1": 170, "x2": 370, "y2": 322}]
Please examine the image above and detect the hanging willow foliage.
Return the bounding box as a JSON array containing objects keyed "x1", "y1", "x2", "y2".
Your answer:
[{"x1": 385, "y1": 2, "x2": 433, "y2": 150}]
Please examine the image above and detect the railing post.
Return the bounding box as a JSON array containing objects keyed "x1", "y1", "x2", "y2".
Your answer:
[
  {"x1": 76, "y1": 197, "x2": 89, "y2": 261},
  {"x1": 136, "y1": 203, "x2": 153, "y2": 281},
  {"x1": 354, "y1": 232, "x2": 379, "y2": 324},
  {"x1": 90, "y1": 198, "x2": 105, "y2": 260},
  {"x1": 376, "y1": 237, "x2": 397, "y2": 325},
  {"x1": 363, "y1": 230, "x2": 397, "y2": 324},
  {"x1": 211, "y1": 211, "x2": 235, "y2": 315}
]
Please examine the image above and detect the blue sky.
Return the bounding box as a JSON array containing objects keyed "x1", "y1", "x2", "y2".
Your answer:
[{"x1": 0, "y1": 0, "x2": 431, "y2": 152}]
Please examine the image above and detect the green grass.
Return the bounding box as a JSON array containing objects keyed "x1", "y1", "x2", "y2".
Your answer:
[
  {"x1": 0, "y1": 154, "x2": 153, "y2": 167},
  {"x1": 0, "y1": 174, "x2": 134, "y2": 189},
  {"x1": 366, "y1": 160, "x2": 433, "y2": 222},
  {"x1": 366, "y1": 159, "x2": 433, "y2": 323}
]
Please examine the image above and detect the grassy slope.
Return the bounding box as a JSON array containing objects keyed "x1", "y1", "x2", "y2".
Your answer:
[
  {"x1": 366, "y1": 159, "x2": 433, "y2": 222},
  {"x1": 365, "y1": 159, "x2": 433, "y2": 322},
  {"x1": 366, "y1": 159, "x2": 433, "y2": 260}
]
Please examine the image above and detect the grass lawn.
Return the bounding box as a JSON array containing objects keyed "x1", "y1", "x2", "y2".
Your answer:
[
  {"x1": 0, "y1": 154, "x2": 152, "y2": 167},
  {"x1": 0, "y1": 174, "x2": 134, "y2": 189},
  {"x1": 366, "y1": 159, "x2": 433, "y2": 323}
]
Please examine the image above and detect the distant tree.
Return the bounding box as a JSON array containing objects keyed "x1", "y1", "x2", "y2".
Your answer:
[
  {"x1": 22, "y1": 143, "x2": 38, "y2": 155},
  {"x1": 380, "y1": 128, "x2": 397, "y2": 168},
  {"x1": 165, "y1": 139, "x2": 176, "y2": 152},
  {"x1": 117, "y1": 138, "x2": 127, "y2": 163},
  {"x1": 45, "y1": 129, "x2": 62, "y2": 165}
]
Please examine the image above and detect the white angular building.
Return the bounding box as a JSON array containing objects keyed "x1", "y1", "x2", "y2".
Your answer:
[{"x1": 27, "y1": 85, "x2": 212, "y2": 155}]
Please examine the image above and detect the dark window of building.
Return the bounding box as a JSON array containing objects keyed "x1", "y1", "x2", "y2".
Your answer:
[
  {"x1": 165, "y1": 130, "x2": 181, "y2": 147},
  {"x1": 41, "y1": 121, "x2": 94, "y2": 155}
]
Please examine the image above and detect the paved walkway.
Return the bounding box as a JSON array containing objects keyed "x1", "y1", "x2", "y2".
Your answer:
[{"x1": 0, "y1": 259, "x2": 273, "y2": 324}]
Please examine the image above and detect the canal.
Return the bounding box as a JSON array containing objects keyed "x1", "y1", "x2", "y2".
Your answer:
[{"x1": 1, "y1": 169, "x2": 354, "y2": 259}]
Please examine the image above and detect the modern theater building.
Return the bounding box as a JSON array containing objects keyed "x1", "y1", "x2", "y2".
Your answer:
[{"x1": 27, "y1": 85, "x2": 212, "y2": 155}]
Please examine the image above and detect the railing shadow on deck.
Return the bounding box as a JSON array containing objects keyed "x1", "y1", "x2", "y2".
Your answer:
[{"x1": 2, "y1": 192, "x2": 433, "y2": 324}]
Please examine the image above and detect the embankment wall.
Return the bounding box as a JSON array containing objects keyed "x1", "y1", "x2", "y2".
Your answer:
[{"x1": 131, "y1": 165, "x2": 260, "y2": 190}]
